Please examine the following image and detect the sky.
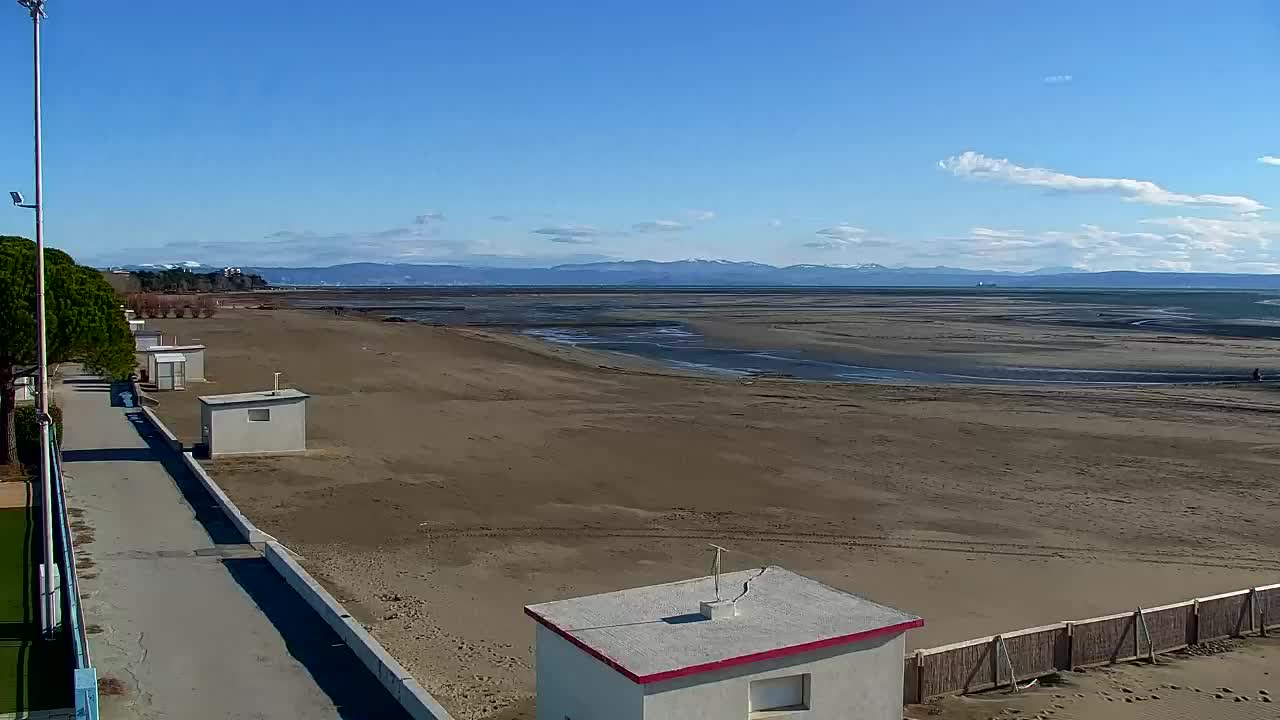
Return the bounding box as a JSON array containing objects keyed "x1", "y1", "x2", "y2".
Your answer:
[{"x1": 1, "y1": 1, "x2": 1279, "y2": 272}]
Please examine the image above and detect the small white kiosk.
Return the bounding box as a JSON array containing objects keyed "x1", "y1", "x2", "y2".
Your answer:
[
  {"x1": 15, "y1": 376, "x2": 33, "y2": 403},
  {"x1": 151, "y1": 353, "x2": 187, "y2": 391},
  {"x1": 526, "y1": 566, "x2": 922, "y2": 720},
  {"x1": 199, "y1": 388, "x2": 308, "y2": 457},
  {"x1": 138, "y1": 344, "x2": 206, "y2": 382},
  {"x1": 134, "y1": 330, "x2": 164, "y2": 351}
]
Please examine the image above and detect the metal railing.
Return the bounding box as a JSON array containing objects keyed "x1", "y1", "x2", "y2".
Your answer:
[{"x1": 48, "y1": 426, "x2": 99, "y2": 718}]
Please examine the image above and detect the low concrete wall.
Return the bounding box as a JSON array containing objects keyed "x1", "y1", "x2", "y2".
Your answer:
[
  {"x1": 135, "y1": 407, "x2": 455, "y2": 719},
  {"x1": 263, "y1": 542, "x2": 454, "y2": 720},
  {"x1": 140, "y1": 407, "x2": 183, "y2": 454},
  {"x1": 181, "y1": 452, "x2": 270, "y2": 545},
  {"x1": 133, "y1": 406, "x2": 269, "y2": 545}
]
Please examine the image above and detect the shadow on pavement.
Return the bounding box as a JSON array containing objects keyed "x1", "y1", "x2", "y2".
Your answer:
[
  {"x1": 62, "y1": 448, "x2": 155, "y2": 463},
  {"x1": 224, "y1": 558, "x2": 415, "y2": 720},
  {"x1": 122, "y1": 411, "x2": 243, "y2": 546},
  {"x1": 123, "y1": 411, "x2": 418, "y2": 719},
  {"x1": 62, "y1": 378, "x2": 109, "y2": 387}
]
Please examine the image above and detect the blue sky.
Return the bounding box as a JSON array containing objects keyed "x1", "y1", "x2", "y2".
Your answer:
[{"x1": 2, "y1": 1, "x2": 1279, "y2": 271}]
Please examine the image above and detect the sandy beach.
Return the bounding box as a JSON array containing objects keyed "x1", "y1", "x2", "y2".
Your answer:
[{"x1": 146, "y1": 301, "x2": 1280, "y2": 719}]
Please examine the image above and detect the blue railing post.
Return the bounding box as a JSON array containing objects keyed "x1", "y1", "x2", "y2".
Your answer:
[
  {"x1": 74, "y1": 667, "x2": 99, "y2": 720},
  {"x1": 50, "y1": 425, "x2": 99, "y2": 717}
]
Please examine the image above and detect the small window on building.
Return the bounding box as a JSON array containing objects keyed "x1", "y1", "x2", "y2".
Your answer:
[
  {"x1": 749, "y1": 674, "x2": 808, "y2": 715},
  {"x1": 248, "y1": 408, "x2": 271, "y2": 422}
]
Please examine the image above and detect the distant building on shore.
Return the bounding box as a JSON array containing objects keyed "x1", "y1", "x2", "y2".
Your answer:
[
  {"x1": 525, "y1": 566, "x2": 922, "y2": 720},
  {"x1": 199, "y1": 388, "x2": 309, "y2": 457}
]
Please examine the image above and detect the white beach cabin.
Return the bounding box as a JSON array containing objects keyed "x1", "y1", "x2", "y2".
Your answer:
[
  {"x1": 133, "y1": 329, "x2": 164, "y2": 351},
  {"x1": 525, "y1": 566, "x2": 922, "y2": 720},
  {"x1": 138, "y1": 344, "x2": 206, "y2": 382},
  {"x1": 15, "y1": 376, "x2": 33, "y2": 403},
  {"x1": 199, "y1": 388, "x2": 308, "y2": 457},
  {"x1": 151, "y1": 353, "x2": 187, "y2": 391}
]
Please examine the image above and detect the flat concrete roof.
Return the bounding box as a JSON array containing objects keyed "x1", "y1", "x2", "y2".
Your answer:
[
  {"x1": 153, "y1": 353, "x2": 187, "y2": 364},
  {"x1": 138, "y1": 344, "x2": 206, "y2": 352},
  {"x1": 525, "y1": 566, "x2": 922, "y2": 684},
  {"x1": 199, "y1": 389, "x2": 309, "y2": 406}
]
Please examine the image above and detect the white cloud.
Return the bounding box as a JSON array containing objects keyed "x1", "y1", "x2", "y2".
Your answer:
[
  {"x1": 548, "y1": 236, "x2": 597, "y2": 245},
  {"x1": 940, "y1": 151, "x2": 1267, "y2": 214},
  {"x1": 686, "y1": 209, "x2": 717, "y2": 222},
  {"x1": 415, "y1": 210, "x2": 445, "y2": 224},
  {"x1": 815, "y1": 224, "x2": 866, "y2": 241},
  {"x1": 532, "y1": 224, "x2": 606, "y2": 238},
  {"x1": 768, "y1": 219, "x2": 783, "y2": 228},
  {"x1": 805, "y1": 224, "x2": 890, "y2": 250},
  {"x1": 1142, "y1": 215, "x2": 1280, "y2": 253},
  {"x1": 919, "y1": 215, "x2": 1280, "y2": 272},
  {"x1": 632, "y1": 219, "x2": 688, "y2": 233},
  {"x1": 1258, "y1": 156, "x2": 1280, "y2": 167},
  {"x1": 1043, "y1": 74, "x2": 1073, "y2": 85}
]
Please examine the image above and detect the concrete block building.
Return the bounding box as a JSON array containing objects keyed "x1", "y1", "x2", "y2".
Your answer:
[
  {"x1": 138, "y1": 344, "x2": 206, "y2": 382},
  {"x1": 134, "y1": 329, "x2": 163, "y2": 351},
  {"x1": 151, "y1": 353, "x2": 187, "y2": 391},
  {"x1": 525, "y1": 566, "x2": 922, "y2": 720},
  {"x1": 199, "y1": 389, "x2": 308, "y2": 457}
]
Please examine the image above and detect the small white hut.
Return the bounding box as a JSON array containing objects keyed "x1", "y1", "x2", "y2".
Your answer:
[
  {"x1": 15, "y1": 376, "x2": 33, "y2": 403},
  {"x1": 199, "y1": 388, "x2": 308, "y2": 457},
  {"x1": 134, "y1": 330, "x2": 164, "y2": 351},
  {"x1": 137, "y1": 344, "x2": 206, "y2": 383},
  {"x1": 151, "y1": 353, "x2": 187, "y2": 391},
  {"x1": 526, "y1": 566, "x2": 922, "y2": 720}
]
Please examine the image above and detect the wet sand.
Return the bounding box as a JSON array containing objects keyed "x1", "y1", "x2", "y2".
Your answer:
[{"x1": 147, "y1": 302, "x2": 1280, "y2": 719}]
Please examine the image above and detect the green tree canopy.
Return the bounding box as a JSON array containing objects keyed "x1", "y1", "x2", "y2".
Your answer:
[{"x1": 1, "y1": 236, "x2": 134, "y2": 464}]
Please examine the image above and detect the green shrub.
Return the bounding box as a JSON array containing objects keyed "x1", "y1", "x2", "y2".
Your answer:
[{"x1": 15, "y1": 404, "x2": 64, "y2": 469}]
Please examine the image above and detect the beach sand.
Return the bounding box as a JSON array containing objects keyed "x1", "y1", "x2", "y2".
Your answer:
[{"x1": 147, "y1": 305, "x2": 1280, "y2": 719}]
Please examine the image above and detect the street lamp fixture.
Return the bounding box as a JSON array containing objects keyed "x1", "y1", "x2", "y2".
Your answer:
[
  {"x1": 17, "y1": 1, "x2": 46, "y2": 19},
  {"x1": 10, "y1": 190, "x2": 37, "y2": 209}
]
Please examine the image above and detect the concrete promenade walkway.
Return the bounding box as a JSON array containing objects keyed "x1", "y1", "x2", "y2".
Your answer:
[{"x1": 58, "y1": 376, "x2": 411, "y2": 719}]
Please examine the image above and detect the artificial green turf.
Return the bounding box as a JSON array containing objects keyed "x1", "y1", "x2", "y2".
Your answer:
[{"x1": 0, "y1": 501, "x2": 72, "y2": 712}]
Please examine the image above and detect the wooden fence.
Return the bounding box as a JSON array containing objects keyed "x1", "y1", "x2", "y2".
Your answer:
[{"x1": 904, "y1": 583, "x2": 1280, "y2": 705}]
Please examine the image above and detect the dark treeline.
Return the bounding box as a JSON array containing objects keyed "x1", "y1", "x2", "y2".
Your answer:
[{"x1": 106, "y1": 268, "x2": 269, "y2": 293}]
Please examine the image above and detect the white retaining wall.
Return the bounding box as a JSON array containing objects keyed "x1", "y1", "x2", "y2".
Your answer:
[
  {"x1": 133, "y1": 407, "x2": 454, "y2": 720},
  {"x1": 264, "y1": 543, "x2": 454, "y2": 720}
]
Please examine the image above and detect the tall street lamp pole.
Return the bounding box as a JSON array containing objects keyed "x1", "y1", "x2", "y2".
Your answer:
[{"x1": 16, "y1": 0, "x2": 55, "y2": 639}]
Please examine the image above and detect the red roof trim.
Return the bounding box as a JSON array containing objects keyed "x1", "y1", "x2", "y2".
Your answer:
[
  {"x1": 525, "y1": 607, "x2": 923, "y2": 685},
  {"x1": 525, "y1": 606, "x2": 645, "y2": 682}
]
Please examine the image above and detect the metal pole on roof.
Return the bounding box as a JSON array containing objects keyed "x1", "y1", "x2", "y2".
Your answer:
[
  {"x1": 709, "y1": 544, "x2": 728, "y2": 601},
  {"x1": 16, "y1": 0, "x2": 56, "y2": 638}
]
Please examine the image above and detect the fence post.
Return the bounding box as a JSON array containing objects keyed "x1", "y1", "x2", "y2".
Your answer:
[
  {"x1": 914, "y1": 650, "x2": 924, "y2": 704},
  {"x1": 1133, "y1": 610, "x2": 1141, "y2": 660},
  {"x1": 1193, "y1": 599, "x2": 1201, "y2": 645},
  {"x1": 1249, "y1": 588, "x2": 1257, "y2": 636},
  {"x1": 1065, "y1": 622, "x2": 1075, "y2": 670}
]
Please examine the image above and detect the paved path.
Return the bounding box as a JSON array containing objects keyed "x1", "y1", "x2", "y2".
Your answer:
[{"x1": 58, "y1": 377, "x2": 411, "y2": 719}]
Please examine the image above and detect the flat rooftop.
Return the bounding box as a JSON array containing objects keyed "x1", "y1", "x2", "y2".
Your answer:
[
  {"x1": 525, "y1": 566, "x2": 921, "y2": 684},
  {"x1": 139, "y1": 344, "x2": 205, "y2": 352},
  {"x1": 199, "y1": 389, "x2": 309, "y2": 406}
]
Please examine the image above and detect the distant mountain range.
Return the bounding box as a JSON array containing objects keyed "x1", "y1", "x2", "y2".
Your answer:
[{"x1": 106, "y1": 259, "x2": 1280, "y2": 289}]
